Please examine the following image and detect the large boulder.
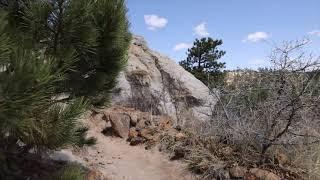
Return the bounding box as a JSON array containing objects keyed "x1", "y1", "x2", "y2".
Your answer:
[{"x1": 112, "y1": 36, "x2": 217, "y2": 124}]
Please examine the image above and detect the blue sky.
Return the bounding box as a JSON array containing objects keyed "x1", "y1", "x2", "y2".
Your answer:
[{"x1": 127, "y1": 0, "x2": 320, "y2": 69}]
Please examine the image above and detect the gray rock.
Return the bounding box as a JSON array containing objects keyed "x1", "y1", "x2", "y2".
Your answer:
[{"x1": 112, "y1": 36, "x2": 217, "y2": 125}]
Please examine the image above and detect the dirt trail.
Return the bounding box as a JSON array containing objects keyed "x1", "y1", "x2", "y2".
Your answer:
[{"x1": 55, "y1": 115, "x2": 195, "y2": 180}]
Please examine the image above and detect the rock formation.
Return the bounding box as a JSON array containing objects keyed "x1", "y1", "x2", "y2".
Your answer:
[{"x1": 112, "y1": 36, "x2": 217, "y2": 125}]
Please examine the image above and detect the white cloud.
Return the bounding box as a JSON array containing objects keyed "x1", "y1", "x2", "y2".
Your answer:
[
  {"x1": 144, "y1": 15, "x2": 168, "y2": 30},
  {"x1": 193, "y1": 22, "x2": 210, "y2": 37},
  {"x1": 173, "y1": 43, "x2": 192, "y2": 51},
  {"x1": 243, "y1": 32, "x2": 270, "y2": 43},
  {"x1": 308, "y1": 30, "x2": 320, "y2": 37}
]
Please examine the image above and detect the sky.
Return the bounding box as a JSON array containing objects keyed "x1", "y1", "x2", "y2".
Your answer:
[{"x1": 127, "y1": 0, "x2": 320, "y2": 69}]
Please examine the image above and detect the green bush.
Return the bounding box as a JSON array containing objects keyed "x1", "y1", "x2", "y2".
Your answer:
[
  {"x1": 51, "y1": 164, "x2": 85, "y2": 180},
  {"x1": 0, "y1": 0, "x2": 131, "y2": 178}
]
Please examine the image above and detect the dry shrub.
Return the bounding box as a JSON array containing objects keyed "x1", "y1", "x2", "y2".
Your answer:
[
  {"x1": 203, "y1": 40, "x2": 320, "y2": 179},
  {"x1": 160, "y1": 129, "x2": 305, "y2": 179},
  {"x1": 160, "y1": 132, "x2": 229, "y2": 179},
  {"x1": 164, "y1": 39, "x2": 320, "y2": 179},
  {"x1": 291, "y1": 143, "x2": 320, "y2": 180}
]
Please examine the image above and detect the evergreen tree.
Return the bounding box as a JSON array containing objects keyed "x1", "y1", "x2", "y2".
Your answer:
[
  {"x1": 179, "y1": 37, "x2": 226, "y2": 86},
  {"x1": 0, "y1": 0, "x2": 131, "y2": 178},
  {"x1": 1, "y1": 0, "x2": 131, "y2": 105}
]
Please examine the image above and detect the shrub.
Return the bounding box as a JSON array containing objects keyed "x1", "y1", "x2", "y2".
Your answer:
[{"x1": 51, "y1": 164, "x2": 85, "y2": 180}]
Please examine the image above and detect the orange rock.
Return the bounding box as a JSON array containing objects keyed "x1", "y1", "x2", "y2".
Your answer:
[
  {"x1": 175, "y1": 132, "x2": 187, "y2": 141},
  {"x1": 244, "y1": 173, "x2": 256, "y2": 180},
  {"x1": 140, "y1": 128, "x2": 154, "y2": 140},
  {"x1": 158, "y1": 117, "x2": 172, "y2": 130},
  {"x1": 250, "y1": 168, "x2": 280, "y2": 180},
  {"x1": 128, "y1": 127, "x2": 138, "y2": 140},
  {"x1": 86, "y1": 169, "x2": 104, "y2": 180}
]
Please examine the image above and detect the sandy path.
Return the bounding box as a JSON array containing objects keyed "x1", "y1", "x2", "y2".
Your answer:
[{"x1": 54, "y1": 115, "x2": 195, "y2": 180}]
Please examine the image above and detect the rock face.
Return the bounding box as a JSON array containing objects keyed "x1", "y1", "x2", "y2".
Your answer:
[{"x1": 112, "y1": 36, "x2": 217, "y2": 124}]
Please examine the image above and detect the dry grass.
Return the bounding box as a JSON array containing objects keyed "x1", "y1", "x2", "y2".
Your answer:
[{"x1": 159, "y1": 129, "x2": 305, "y2": 180}]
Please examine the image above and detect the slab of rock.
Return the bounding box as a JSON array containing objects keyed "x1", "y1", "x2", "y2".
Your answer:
[
  {"x1": 107, "y1": 112, "x2": 130, "y2": 139},
  {"x1": 112, "y1": 35, "x2": 217, "y2": 124}
]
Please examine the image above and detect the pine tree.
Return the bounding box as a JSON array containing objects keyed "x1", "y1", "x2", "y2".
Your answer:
[
  {"x1": 0, "y1": 0, "x2": 131, "y2": 178},
  {"x1": 179, "y1": 37, "x2": 226, "y2": 86},
  {"x1": 1, "y1": 0, "x2": 131, "y2": 105}
]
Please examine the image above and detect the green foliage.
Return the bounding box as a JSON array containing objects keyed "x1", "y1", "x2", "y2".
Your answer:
[
  {"x1": 179, "y1": 37, "x2": 226, "y2": 86},
  {"x1": 0, "y1": 0, "x2": 131, "y2": 178},
  {"x1": 0, "y1": 17, "x2": 94, "y2": 150},
  {"x1": 51, "y1": 164, "x2": 85, "y2": 180},
  {"x1": 2, "y1": 0, "x2": 131, "y2": 105}
]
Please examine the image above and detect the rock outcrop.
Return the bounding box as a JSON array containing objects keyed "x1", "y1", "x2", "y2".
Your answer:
[
  {"x1": 112, "y1": 36, "x2": 217, "y2": 124},
  {"x1": 102, "y1": 106, "x2": 177, "y2": 148}
]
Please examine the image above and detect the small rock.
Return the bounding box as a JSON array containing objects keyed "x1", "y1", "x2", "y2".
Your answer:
[
  {"x1": 130, "y1": 137, "x2": 145, "y2": 146},
  {"x1": 139, "y1": 128, "x2": 154, "y2": 140},
  {"x1": 214, "y1": 168, "x2": 230, "y2": 180},
  {"x1": 136, "y1": 116, "x2": 152, "y2": 130},
  {"x1": 129, "y1": 113, "x2": 138, "y2": 127},
  {"x1": 170, "y1": 147, "x2": 186, "y2": 160},
  {"x1": 86, "y1": 169, "x2": 104, "y2": 180},
  {"x1": 229, "y1": 166, "x2": 247, "y2": 178},
  {"x1": 106, "y1": 161, "x2": 113, "y2": 164},
  {"x1": 275, "y1": 152, "x2": 289, "y2": 165},
  {"x1": 175, "y1": 132, "x2": 187, "y2": 141},
  {"x1": 250, "y1": 168, "x2": 281, "y2": 180},
  {"x1": 244, "y1": 173, "x2": 256, "y2": 180},
  {"x1": 221, "y1": 146, "x2": 233, "y2": 156},
  {"x1": 174, "y1": 125, "x2": 182, "y2": 131},
  {"x1": 145, "y1": 139, "x2": 158, "y2": 150},
  {"x1": 158, "y1": 117, "x2": 172, "y2": 130},
  {"x1": 128, "y1": 127, "x2": 139, "y2": 140}
]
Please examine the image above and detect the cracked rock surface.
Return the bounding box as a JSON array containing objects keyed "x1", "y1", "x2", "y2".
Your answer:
[{"x1": 112, "y1": 35, "x2": 217, "y2": 124}]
